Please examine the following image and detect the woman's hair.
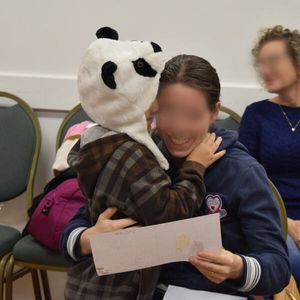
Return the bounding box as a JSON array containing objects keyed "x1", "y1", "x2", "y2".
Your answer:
[
  {"x1": 158, "y1": 54, "x2": 220, "y2": 110},
  {"x1": 252, "y1": 25, "x2": 300, "y2": 70}
]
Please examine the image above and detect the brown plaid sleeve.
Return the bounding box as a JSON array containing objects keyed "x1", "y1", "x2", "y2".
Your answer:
[{"x1": 93, "y1": 140, "x2": 206, "y2": 226}]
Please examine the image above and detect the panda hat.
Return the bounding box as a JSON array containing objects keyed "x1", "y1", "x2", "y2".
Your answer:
[{"x1": 78, "y1": 27, "x2": 169, "y2": 169}]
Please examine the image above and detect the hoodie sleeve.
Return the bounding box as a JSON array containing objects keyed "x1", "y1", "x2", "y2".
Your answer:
[
  {"x1": 238, "y1": 105, "x2": 261, "y2": 161},
  {"x1": 226, "y1": 163, "x2": 290, "y2": 296},
  {"x1": 127, "y1": 159, "x2": 206, "y2": 225},
  {"x1": 60, "y1": 205, "x2": 91, "y2": 262},
  {"x1": 91, "y1": 141, "x2": 207, "y2": 226}
]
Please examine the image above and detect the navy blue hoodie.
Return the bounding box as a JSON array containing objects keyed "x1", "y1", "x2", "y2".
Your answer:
[{"x1": 158, "y1": 127, "x2": 290, "y2": 297}]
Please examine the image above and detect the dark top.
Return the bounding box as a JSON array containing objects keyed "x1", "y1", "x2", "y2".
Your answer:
[{"x1": 239, "y1": 99, "x2": 300, "y2": 219}]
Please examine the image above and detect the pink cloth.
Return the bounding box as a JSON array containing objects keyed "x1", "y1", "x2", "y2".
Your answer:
[
  {"x1": 64, "y1": 121, "x2": 93, "y2": 140},
  {"x1": 52, "y1": 120, "x2": 94, "y2": 175}
]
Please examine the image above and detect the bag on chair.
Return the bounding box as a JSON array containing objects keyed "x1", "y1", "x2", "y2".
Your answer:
[{"x1": 26, "y1": 168, "x2": 85, "y2": 251}]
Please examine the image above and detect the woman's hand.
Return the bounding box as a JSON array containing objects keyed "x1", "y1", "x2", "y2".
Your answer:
[
  {"x1": 187, "y1": 133, "x2": 226, "y2": 168},
  {"x1": 80, "y1": 207, "x2": 137, "y2": 255},
  {"x1": 189, "y1": 249, "x2": 244, "y2": 284},
  {"x1": 288, "y1": 218, "x2": 300, "y2": 248}
]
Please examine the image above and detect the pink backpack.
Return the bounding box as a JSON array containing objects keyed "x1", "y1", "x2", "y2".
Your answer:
[{"x1": 28, "y1": 178, "x2": 84, "y2": 251}]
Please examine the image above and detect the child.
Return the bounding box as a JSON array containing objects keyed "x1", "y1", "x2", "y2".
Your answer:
[{"x1": 65, "y1": 27, "x2": 224, "y2": 300}]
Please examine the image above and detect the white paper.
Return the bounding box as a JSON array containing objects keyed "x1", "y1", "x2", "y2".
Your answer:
[
  {"x1": 163, "y1": 285, "x2": 247, "y2": 300},
  {"x1": 90, "y1": 214, "x2": 222, "y2": 276}
]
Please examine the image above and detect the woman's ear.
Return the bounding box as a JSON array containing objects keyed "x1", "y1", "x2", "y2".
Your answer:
[{"x1": 210, "y1": 101, "x2": 221, "y2": 124}]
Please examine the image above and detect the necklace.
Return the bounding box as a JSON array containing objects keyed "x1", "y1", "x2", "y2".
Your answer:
[{"x1": 278, "y1": 105, "x2": 300, "y2": 132}]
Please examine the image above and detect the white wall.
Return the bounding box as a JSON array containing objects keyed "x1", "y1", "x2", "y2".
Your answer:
[
  {"x1": 2, "y1": 0, "x2": 300, "y2": 113},
  {"x1": 1, "y1": 1, "x2": 299, "y2": 299}
]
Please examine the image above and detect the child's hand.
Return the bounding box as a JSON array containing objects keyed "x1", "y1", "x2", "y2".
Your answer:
[
  {"x1": 92, "y1": 207, "x2": 137, "y2": 233},
  {"x1": 187, "y1": 133, "x2": 226, "y2": 168},
  {"x1": 80, "y1": 207, "x2": 136, "y2": 255}
]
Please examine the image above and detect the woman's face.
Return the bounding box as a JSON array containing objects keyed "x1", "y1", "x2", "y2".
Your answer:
[
  {"x1": 156, "y1": 83, "x2": 219, "y2": 158},
  {"x1": 256, "y1": 40, "x2": 299, "y2": 93}
]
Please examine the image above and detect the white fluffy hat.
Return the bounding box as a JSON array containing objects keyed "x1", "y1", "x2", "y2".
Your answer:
[{"x1": 78, "y1": 27, "x2": 169, "y2": 169}]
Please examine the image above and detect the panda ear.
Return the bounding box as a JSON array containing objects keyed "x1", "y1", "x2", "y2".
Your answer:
[
  {"x1": 151, "y1": 42, "x2": 162, "y2": 53},
  {"x1": 101, "y1": 61, "x2": 117, "y2": 89},
  {"x1": 96, "y1": 27, "x2": 119, "y2": 40}
]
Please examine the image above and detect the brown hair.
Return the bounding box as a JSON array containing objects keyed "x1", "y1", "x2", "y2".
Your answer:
[
  {"x1": 158, "y1": 54, "x2": 220, "y2": 110},
  {"x1": 252, "y1": 25, "x2": 300, "y2": 71}
]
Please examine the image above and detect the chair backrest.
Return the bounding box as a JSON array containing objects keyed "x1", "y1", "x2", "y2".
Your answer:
[
  {"x1": 0, "y1": 91, "x2": 41, "y2": 208},
  {"x1": 269, "y1": 181, "x2": 288, "y2": 239},
  {"x1": 215, "y1": 106, "x2": 241, "y2": 131},
  {"x1": 56, "y1": 104, "x2": 92, "y2": 150}
]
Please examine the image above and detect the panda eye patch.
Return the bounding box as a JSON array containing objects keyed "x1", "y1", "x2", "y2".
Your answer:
[{"x1": 132, "y1": 58, "x2": 157, "y2": 78}]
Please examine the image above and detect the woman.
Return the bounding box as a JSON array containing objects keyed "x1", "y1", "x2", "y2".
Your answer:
[
  {"x1": 239, "y1": 25, "x2": 300, "y2": 286},
  {"x1": 61, "y1": 54, "x2": 290, "y2": 299}
]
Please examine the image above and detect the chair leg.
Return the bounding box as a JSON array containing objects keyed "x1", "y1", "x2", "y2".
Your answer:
[
  {"x1": 4, "y1": 255, "x2": 14, "y2": 300},
  {"x1": 0, "y1": 253, "x2": 11, "y2": 300},
  {"x1": 4, "y1": 256, "x2": 47, "y2": 300},
  {"x1": 40, "y1": 270, "x2": 52, "y2": 300},
  {"x1": 31, "y1": 270, "x2": 42, "y2": 300}
]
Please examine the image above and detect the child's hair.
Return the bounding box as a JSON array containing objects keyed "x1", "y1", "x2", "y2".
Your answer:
[
  {"x1": 252, "y1": 25, "x2": 300, "y2": 71},
  {"x1": 158, "y1": 54, "x2": 220, "y2": 111}
]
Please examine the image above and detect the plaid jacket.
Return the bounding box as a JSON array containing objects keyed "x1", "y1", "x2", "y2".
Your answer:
[{"x1": 65, "y1": 125, "x2": 206, "y2": 300}]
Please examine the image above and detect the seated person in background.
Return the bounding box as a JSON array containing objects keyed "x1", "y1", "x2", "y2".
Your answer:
[
  {"x1": 63, "y1": 27, "x2": 224, "y2": 300},
  {"x1": 239, "y1": 25, "x2": 300, "y2": 287},
  {"x1": 61, "y1": 54, "x2": 290, "y2": 299}
]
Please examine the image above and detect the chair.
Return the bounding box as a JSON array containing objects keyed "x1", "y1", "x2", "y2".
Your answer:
[
  {"x1": 0, "y1": 91, "x2": 41, "y2": 300},
  {"x1": 55, "y1": 104, "x2": 91, "y2": 150},
  {"x1": 216, "y1": 105, "x2": 241, "y2": 131},
  {"x1": 269, "y1": 181, "x2": 288, "y2": 239},
  {"x1": 5, "y1": 104, "x2": 91, "y2": 300}
]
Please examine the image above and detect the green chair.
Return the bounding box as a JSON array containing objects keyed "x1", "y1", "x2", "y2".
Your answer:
[
  {"x1": 269, "y1": 181, "x2": 288, "y2": 239},
  {"x1": 6, "y1": 104, "x2": 91, "y2": 300},
  {"x1": 0, "y1": 91, "x2": 41, "y2": 300},
  {"x1": 55, "y1": 104, "x2": 91, "y2": 151},
  {"x1": 216, "y1": 105, "x2": 241, "y2": 131}
]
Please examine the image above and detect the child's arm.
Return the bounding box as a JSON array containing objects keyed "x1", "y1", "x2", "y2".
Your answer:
[
  {"x1": 62, "y1": 134, "x2": 225, "y2": 259},
  {"x1": 101, "y1": 133, "x2": 225, "y2": 225}
]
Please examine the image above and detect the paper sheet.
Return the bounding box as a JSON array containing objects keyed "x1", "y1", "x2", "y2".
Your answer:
[
  {"x1": 163, "y1": 285, "x2": 247, "y2": 300},
  {"x1": 90, "y1": 214, "x2": 222, "y2": 276}
]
